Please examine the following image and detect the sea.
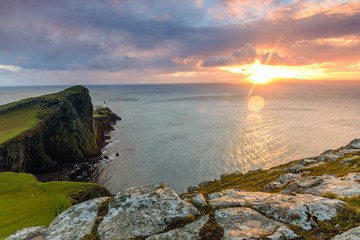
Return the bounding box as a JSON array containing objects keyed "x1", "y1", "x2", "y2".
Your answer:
[{"x1": 1, "y1": 81, "x2": 360, "y2": 193}]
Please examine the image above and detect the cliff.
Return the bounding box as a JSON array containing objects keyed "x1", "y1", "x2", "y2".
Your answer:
[
  {"x1": 0, "y1": 86, "x2": 120, "y2": 173},
  {"x1": 5, "y1": 139, "x2": 360, "y2": 240}
]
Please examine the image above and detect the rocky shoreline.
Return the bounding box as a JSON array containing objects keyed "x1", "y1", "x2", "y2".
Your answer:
[{"x1": 6, "y1": 139, "x2": 360, "y2": 240}]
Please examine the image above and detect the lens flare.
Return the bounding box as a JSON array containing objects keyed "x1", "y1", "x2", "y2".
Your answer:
[{"x1": 248, "y1": 95, "x2": 265, "y2": 111}]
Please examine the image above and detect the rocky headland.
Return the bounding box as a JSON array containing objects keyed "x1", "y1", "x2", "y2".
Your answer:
[
  {"x1": 0, "y1": 86, "x2": 120, "y2": 180},
  {"x1": 6, "y1": 139, "x2": 360, "y2": 240}
]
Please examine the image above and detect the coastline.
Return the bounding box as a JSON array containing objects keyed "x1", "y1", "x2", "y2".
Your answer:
[
  {"x1": 2, "y1": 86, "x2": 360, "y2": 239},
  {"x1": 4, "y1": 138, "x2": 360, "y2": 239}
]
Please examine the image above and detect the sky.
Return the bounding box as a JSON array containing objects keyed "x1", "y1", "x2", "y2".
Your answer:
[{"x1": 0, "y1": 0, "x2": 359, "y2": 86}]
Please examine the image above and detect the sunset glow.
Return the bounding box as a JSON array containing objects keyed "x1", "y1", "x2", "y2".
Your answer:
[{"x1": 0, "y1": 0, "x2": 359, "y2": 85}]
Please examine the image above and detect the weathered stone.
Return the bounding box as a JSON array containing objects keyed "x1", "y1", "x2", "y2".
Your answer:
[
  {"x1": 46, "y1": 197, "x2": 109, "y2": 240},
  {"x1": 5, "y1": 226, "x2": 47, "y2": 240},
  {"x1": 198, "y1": 180, "x2": 211, "y2": 187},
  {"x1": 316, "y1": 150, "x2": 340, "y2": 162},
  {"x1": 209, "y1": 189, "x2": 344, "y2": 230},
  {"x1": 331, "y1": 226, "x2": 360, "y2": 240},
  {"x1": 190, "y1": 193, "x2": 207, "y2": 207},
  {"x1": 146, "y1": 215, "x2": 209, "y2": 240},
  {"x1": 188, "y1": 185, "x2": 199, "y2": 193},
  {"x1": 263, "y1": 173, "x2": 303, "y2": 192},
  {"x1": 267, "y1": 225, "x2": 299, "y2": 240},
  {"x1": 284, "y1": 163, "x2": 304, "y2": 173},
  {"x1": 98, "y1": 184, "x2": 199, "y2": 239},
  {"x1": 215, "y1": 207, "x2": 297, "y2": 239},
  {"x1": 345, "y1": 139, "x2": 360, "y2": 149},
  {"x1": 340, "y1": 157, "x2": 360, "y2": 166},
  {"x1": 341, "y1": 173, "x2": 360, "y2": 182},
  {"x1": 281, "y1": 175, "x2": 360, "y2": 197},
  {"x1": 302, "y1": 161, "x2": 325, "y2": 169}
]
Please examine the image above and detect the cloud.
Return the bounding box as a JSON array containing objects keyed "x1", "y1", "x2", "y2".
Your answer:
[
  {"x1": 0, "y1": 0, "x2": 359, "y2": 84},
  {"x1": 88, "y1": 55, "x2": 138, "y2": 71},
  {"x1": 231, "y1": 43, "x2": 258, "y2": 64}
]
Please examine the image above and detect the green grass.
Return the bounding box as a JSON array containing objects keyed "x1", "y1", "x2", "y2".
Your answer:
[
  {"x1": 198, "y1": 169, "x2": 282, "y2": 197},
  {"x1": 0, "y1": 85, "x2": 87, "y2": 112},
  {"x1": 0, "y1": 109, "x2": 44, "y2": 144},
  {"x1": 0, "y1": 172, "x2": 106, "y2": 239},
  {"x1": 93, "y1": 113, "x2": 106, "y2": 118},
  {"x1": 304, "y1": 152, "x2": 360, "y2": 177}
]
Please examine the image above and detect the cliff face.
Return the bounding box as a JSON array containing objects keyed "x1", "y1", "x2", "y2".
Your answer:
[{"x1": 0, "y1": 86, "x2": 118, "y2": 173}]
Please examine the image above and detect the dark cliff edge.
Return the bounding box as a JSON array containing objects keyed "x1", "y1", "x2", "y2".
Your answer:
[{"x1": 0, "y1": 86, "x2": 120, "y2": 175}]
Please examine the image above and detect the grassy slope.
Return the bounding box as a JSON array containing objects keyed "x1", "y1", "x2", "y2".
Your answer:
[
  {"x1": 0, "y1": 109, "x2": 44, "y2": 145},
  {"x1": 0, "y1": 86, "x2": 86, "y2": 145},
  {"x1": 0, "y1": 172, "x2": 105, "y2": 239}
]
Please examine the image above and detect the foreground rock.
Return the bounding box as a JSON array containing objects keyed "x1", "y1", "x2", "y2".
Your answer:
[
  {"x1": 147, "y1": 215, "x2": 209, "y2": 240},
  {"x1": 5, "y1": 226, "x2": 47, "y2": 240},
  {"x1": 331, "y1": 226, "x2": 360, "y2": 239},
  {"x1": 46, "y1": 197, "x2": 109, "y2": 240},
  {"x1": 98, "y1": 184, "x2": 199, "y2": 239},
  {"x1": 209, "y1": 189, "x2": 344, "y2": 230},
  {"x1": 281, "y1": 174, "x2": 360, "y2": 197},
  {"x1": 215, "y1": 207, "x2": 298, "y2": 239}
]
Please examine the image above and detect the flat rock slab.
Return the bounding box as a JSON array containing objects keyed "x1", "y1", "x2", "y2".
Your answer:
[
  {"x1": 5, "y1": 226, "x2": 47, "y2": 240},
  {"x1": 331, "y1": 226, "x2": 360, "y2": 240},
  {"x1": 209, "y1": 189, "x2": 344, "y2": 230},
  {"x1": 281, "y1": 175, "x2": 360, "y2": 197},
  {"x1": 215, "y1": 207, "x2": 297, "y2": 239},
  {"x1": 46, "y1": 197, "x2": 109, "y2": 240},
  {"x1": 98, "y1": 184, "x2": 199, "y2": 239},
  {"x1": 146, "y1": 215, "x2": 209, "y2": 240}
]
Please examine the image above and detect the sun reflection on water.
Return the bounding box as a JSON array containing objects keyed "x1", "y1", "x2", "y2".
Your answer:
[{"x1": 248, "y1": 95, "x2": 265, "y2": 111}]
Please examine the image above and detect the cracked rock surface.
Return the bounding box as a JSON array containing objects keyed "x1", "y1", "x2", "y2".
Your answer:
[
  {"x1": 146, "y1": 215, "x2": 209, "y2": 240},
  {"x1": 46, "y1": 197, "x2": 110, "y2": 240},
  {"x1": 215, "y1": 207, "x2": 298, "y2": 240},
  {"x1": 98, "y1": 184, "x2": 199, "y2": 240},
  {"x1": 209, "y1": 189, "x2": 344, "y2": 230}
]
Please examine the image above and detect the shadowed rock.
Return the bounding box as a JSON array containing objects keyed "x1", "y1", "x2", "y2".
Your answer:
[
  {"x1": 5, "y1": 226, "x2": 47, "y2": 240},
  {"x1": 147, "y1": 215, "x2": 209, "y2": 240}
]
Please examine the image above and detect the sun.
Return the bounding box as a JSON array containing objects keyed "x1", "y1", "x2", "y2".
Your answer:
[
  {"x1": 219, "y1": 59, "x2": 302, "y2": 84},
  {"x1": 248, "y1": 60, "x2": 276, "y2": 84}
]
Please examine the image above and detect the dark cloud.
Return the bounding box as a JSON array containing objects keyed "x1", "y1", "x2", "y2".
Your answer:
[
  {"x1": 88, "y1": 55, "x2": 138, "y2": 71},
  {"x1": 201, "y1": 56, "x2": 233, "y2": 67},
  {"x1": 231, "y1": 43, "x2": 257, "y2": 64},
  {"x1": 260, "y1": 51, "x2": 287, "y2": 65}
]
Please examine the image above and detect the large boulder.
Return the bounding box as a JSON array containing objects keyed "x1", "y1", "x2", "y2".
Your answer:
[
  {"x1": 146, "y1": 215, "x2": 209, "y2": 240},
  {"x1": 215, "y1": 207, "x2": 298, "y2": 240},
  {"x1": 46, "y1": 197, "x2": 109, "y2": 240},
  {"x1": 209, "y1": 189, "x2": 344, "y2": 230},
  {"x1": 5, "y1": 226, "x2": 47, "y2": 240},
  {"x1": 98, "y1": 184, "x2": 199, "y2": 239}
]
